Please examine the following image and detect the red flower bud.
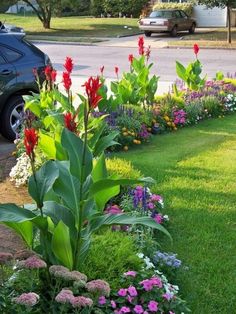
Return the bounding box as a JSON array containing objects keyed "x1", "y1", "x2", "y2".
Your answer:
[
  {"x1": 145, "y1": 45, "x2": 151, "y2": 60},
  {"x1": 193, "y1": 43, "x2": 199, "y2": 57},
  {"x1": 128, "y1": 54, "x2": 134, "y2": 63},
  {"x1": 100, "y1": 66, "x2": 105, "y2": 75},
  {"x1": 64, "y1": 57, "x2": 73, "y2": 73},
  {"x1": 83, "y1": 76, "x2": 103, "y2": 109},
  {"x1": 44, "y1": 65, "x2": 53, "y2": 81},
  {"x1": 62, "y1": 71, "x2": 72, "y2": 91},
  {"x1": 138, "y1": 36, "x2": 145, "y2": 55},
  {"x1": 64, "y1": 112, "x2": 77, "y2": 132},
  {"x1": 24, "y1": 128, "x2": 38, "y2": 158},
  {"x1": 115, "y1": 66, "x2": 119, "y2": 75},
  {"x1": 51, "y1": 70, "x2": 57, "y2": 82}
]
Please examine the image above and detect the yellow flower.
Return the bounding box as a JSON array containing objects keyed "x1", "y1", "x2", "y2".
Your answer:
[
  {"x1": 164, "y1": 116, "x2": 170, "y2": 121},
  {"x1": 123, "y1": 146, "x2": 129, "y2": 151},
  {"x1": 122, "y1": 132, "x2": 128, "y2": 136},
  {"x1": 122, "y1": 127, "x2": 127, "y2": 131}
]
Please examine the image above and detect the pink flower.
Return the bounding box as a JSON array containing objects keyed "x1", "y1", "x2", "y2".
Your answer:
[
  {"x1": 151, "y1": 194, "x2": 162, "y2": 202},
  {"x1": 169, "y1": 311, "x2": 175, "y2": 314},
  {"x1": 98, "y1": 296, "x2": 106, "y2": 305},
  {"x1": 145, "y1": 45, "x2": 151, "y2": 60},
  {"x1": 124, "y1": 271, "x2": 137, "y2": 277},
  {"x1": 150, "y1": 277, "x2": 163, "y2": 288},
  {"x1": 86, "y1": 279, "x2": 110, "y2": 296},
  {"x1": 13, "y1": 292, "x2": 39, "y2": 307},
  {"x1": 120, "y1": 306, "x2": 131, "y2": 313},
  {"x1": 18, "y1": 255, "x2": 46, "y2": 269},
  {"x1": 118, "y1": 288, "x2": 127, "y2": 297},
  {"x1": 148, "y1": 300, "x2": 158, "y2": 312},
  {"x1": 147, "y1": 202, "x2": 155, "y2": 209},
  {"x1": 55, "y1": 289, "x2": 74, "y2": 304},
  {"x1": 127, "y1": 295, "x2": 133, "y2": 303},
  {"x1": 140, "y1": 279, "x2": 153, "y2": 291},
  {"x1": 127, "y1": 286, "x2": 138, "y2": 297},
  {"x1": 105, "y1": 204, "x2": 122, "y2": 215},
  {"x1": 71, "y1": 296, "x2": 93, "y2": 308},
  {"x1": 154, "y1": 213, "x2": 163, "y2": 224},
  {"x1": 163, "y1": 292, "x2": 174, "y2": 301},
  {"x1": 0, "y1": 252, "x2": 13, "y2": 265},
  {"x1": 111, "y1": 300, "x2": 117, "y2": 308},
  {"x1": 134, "y1": 305, "x2": 144, "y2": 314}
]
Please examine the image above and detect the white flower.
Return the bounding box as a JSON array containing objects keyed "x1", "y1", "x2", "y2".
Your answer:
[{"x1": 137, "y1": 253, "x2": 144, "y2": 259}]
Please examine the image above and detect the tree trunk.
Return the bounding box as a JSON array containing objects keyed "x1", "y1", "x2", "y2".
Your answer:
[
  {"x1": 227, "y1": 5, "x2": 232, "y2": 44},
  {"x1": 43, "y1": 18, "x2": 50, "y2": 29}
]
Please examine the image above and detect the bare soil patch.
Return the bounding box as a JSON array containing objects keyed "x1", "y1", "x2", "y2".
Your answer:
[{"x1": 0, "y1": 153, "x2": 31, "y2": 253}]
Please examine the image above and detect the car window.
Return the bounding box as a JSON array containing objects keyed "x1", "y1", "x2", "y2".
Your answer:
[
  {"x1": 150, "y1": 11, "x2": 173, "y2": 19},
  {"x1": 179, "y1": 10, "x2": 188, "y2": 18},
  {"x1": 173, "y1": 11, "x2": 181, "y2": 18},
  {"x1": 0, "y1": 45, "x2": 22, "y2": 63}
]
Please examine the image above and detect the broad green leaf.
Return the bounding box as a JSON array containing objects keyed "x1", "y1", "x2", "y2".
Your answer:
[
  {"x1": 176, "y1": 61, "x2": 187, "y2": 81},
  {"x1": 52, "y1": 221, "x2": 73, "y2": 270},
  {"x1": 92, "y1": 153, "x2": 107, "y2": 182},
  {"x1": 28, "y1": 160, "x2": 59, "y2": 207},
  {"x1": 39, "y1": 131, "x2": 56, "y2": 159},
  {"x1": 93, "y1": 131, "x2": 120, "y2": 157},
  {"x1": 0, "y1": 204, "x2": 36, "y2": 222},
  {"x1": 61, "y1": 128, "x2": 93, "y2": 181},
  {"x1": 53, "y1": 161, "x2": 80, "y2": 222},
  {"x1": 88, "y1": 214, "x2": 171, "y2": 240},
  {"x1": 89, "y1": 177, "x2": 155, "y2": 197},
  {"x1": 5, "y1": 221, "x2": 33, "y2": 248}
]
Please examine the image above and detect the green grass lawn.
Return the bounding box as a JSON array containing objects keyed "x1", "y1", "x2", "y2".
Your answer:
[
  {"x1": 0, "y1": 14, "x2": 140, "y2": 38},
  {"x1": 116, "y1": 115, "x2": 236, "y2": 313}
]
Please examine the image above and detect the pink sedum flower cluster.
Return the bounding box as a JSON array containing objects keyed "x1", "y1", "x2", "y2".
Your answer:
[
  {"x1": 86, "y1": 279, "x2": 111, "y2": 296},
  {"x1": 13, "y1": 292, "x2": 39, "y2": 307}
]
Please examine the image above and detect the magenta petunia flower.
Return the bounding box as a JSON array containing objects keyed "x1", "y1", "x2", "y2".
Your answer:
[
  {"x1": 134, "y1": 305, "x2": 144, "y2": 314},
  {"x1": 118, "y1": 288, "x2": 127, "y2": 297},
  {"x1": 111, "y1": 300, "x2": 117, "y2": 308},
  {"x1": 127, "y1": 286, "x2": 138, "y2": 297},
  {"x1": 98, "y1": 296, "x2": 106, "y2": 305},
  {"x1": 124, "y1": 270, "x2": 137, "y2": 277},
  {"x1": 148, "y1": 300, "x2": 158, "y2": 312}
]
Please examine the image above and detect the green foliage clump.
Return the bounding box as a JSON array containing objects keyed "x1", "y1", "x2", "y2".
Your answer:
[
  {"x1": 201, "y1": 96, "x2": 223, "y2": 117},
  {"x1": 153, "y1": 2, "x2": 193, "y2": 16},
  {"x1": 80, "y1": 229, "x2": 142, "y2": 289},
  {"x1": 106, "y1": 157, "x2": 142, "y2": 179},
  {"x1": 155, "y1": 94, "x2": 185, "y2": 115}
]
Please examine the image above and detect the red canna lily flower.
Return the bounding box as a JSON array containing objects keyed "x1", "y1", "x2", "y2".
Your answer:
[
  {"x1": 62, "y1": 71, "x2": 72, "y2": 91},
  {"x1": 83, "y1": 76, "x2": 103, "y2": 109},
  {"x1": 138, "y1": 36, "x2": 145, "y2": 55},
  {"x1": 24, "y1": 128, "x2": 38, "y2": 158},
  {"x1": 128, "y1": 54, "x2": 134, "y2": 63},
  {"x1": 100, "y1": 66, "x2": 105, "y2": 75},
  {"x1": 193, "y1": 43, "x2": 199, "y2": 57},
  {"x1": 115, "y1": 66, "x2": 119, "y2": 75},
  {"x1": 64, "y1": 57, "x2": 73, "y2": 73},
  {"x1": 64, "y1": 112, "x2": 77, "y2": 132},
  {"x1": 51, "y1": 70, "x2": 57, "y2": 82},
  {"x1": 44, "y1": 65, "x2": 53, "y2": 81}
]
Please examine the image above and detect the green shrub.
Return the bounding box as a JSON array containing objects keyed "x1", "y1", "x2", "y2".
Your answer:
[
  {"x1": 185, "y1": 101, "x2": 204, "y2": 124},
  {"x1": 106, "y1": 157, "x2": 142, "y2": 178},
  {"x1": 80, "y1": 229, "x2": 142, "y2": 289},
  {"x1": 103, "y1": 0, "x2": 147, "y2": 17},
  {"x1": 155, "y1": 94, "x2": 185, "y2": 115},
  {"x1": 153, "y1": 2, "x2": 193, "y2": 17},
  {"x1": 201, "y1": 96, "x2": 223, "y2": 117}
]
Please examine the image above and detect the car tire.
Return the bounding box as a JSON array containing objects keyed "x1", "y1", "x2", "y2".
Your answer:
[
  {"x1": 189, "y1": 23, "x2": 196, "y2": 34},
  {"x1": 0, "y1": 95, "x2": 25, "y2": 141},
  {"x1": 170, "y1": 26, "x2": 177, "y2": 37},
  {"x1": 144, "y1": 31, "x2": 152, "y2": 37}
]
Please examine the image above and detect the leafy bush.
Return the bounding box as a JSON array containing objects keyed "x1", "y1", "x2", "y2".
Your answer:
[
  {"x1": 106, "y1": 157, "x2": 142, "y2": 179},
  {"x1": 201, "y1": 96, "x2": 223, "y2": 117},
  {"x1": 80, "y1": 229, "x2": 142, "y2": 289},
  {"x1": 153, "y1": 2, "x2": 193, "y2": 17},
  {"x1": 103, "y1": 0, "x2": 147, "y2": 17}
]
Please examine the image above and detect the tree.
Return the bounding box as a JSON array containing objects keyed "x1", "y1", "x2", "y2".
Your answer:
[
  {"x1": 197, "y1": 0, "x2": 236, "y2": 43},
  {"x1": 21, "y1": 0, "x2": 78, "y2": 28},
  {"x1": 0, "y1": 0, "x2": 17, "y2": 13}
]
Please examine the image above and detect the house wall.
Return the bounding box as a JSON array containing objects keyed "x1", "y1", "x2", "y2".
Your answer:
[{"x1": 193, "y1": 5, "x2": 227, "y2": 27}]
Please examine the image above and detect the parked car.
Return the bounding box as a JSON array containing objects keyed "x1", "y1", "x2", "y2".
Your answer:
[
  {"x1": 0, "y1": 30, "x2": 50, "y2": 140},
  {"x1": 0, "y1": 21, "x2": 24, "y2": 33},
  {"x1": 139, "y1": 9, "x2": 196, "y2": 37}
]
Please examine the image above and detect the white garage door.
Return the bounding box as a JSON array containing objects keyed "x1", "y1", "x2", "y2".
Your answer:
[{"x1": 193, "y1": 5, "x2": 227, "y2": 27}]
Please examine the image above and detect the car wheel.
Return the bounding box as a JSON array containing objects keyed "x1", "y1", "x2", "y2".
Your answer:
[
  {"x1": 144, "y1": 31, "x2": 152, "y2": 37},
  {"x1": 189, "y1": 23, "x2": 196, "y2": 34},
  {"x1": 0, "y1": 95, "x2": 25, "y2": 141},
  {"x1": 170, "y1": 26, "x2": 177, "y2": 37}
]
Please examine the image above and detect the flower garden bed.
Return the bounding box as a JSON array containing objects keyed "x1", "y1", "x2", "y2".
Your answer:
[{"x1": 0, "y1": 38, "x2": 236, "y2": 313}]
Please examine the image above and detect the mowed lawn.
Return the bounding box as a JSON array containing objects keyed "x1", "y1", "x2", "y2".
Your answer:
[
  {"x1": 0, "y1": 14, "x2": 140, "y2": 37},
  {"x1": 117, "y1": 115, "x2": 236, "y2": 313}
]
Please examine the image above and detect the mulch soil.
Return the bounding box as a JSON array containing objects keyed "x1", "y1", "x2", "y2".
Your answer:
[{"x1": 0, "y1": 152, "x2": 30, "y2": 254}]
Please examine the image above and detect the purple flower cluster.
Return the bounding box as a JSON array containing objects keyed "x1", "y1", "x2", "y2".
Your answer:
[
  {"x1": 86, "y1": 279, "x2": 111, "y2": 296},
  {"x1": 173, "y1": 110, "x2": 186, "y2": 125},
  {"x1": 138, "y1": 124, "x2": 151, "y2": 140},
  {"x1": 17, "y1": 255, "x2": 47, "y2": 269},
  {"x1": 13, "y1": 292, "x2": 39, "y2": 307},
  {"x1": 55, "y1": 289, "x2": 93, "y2": 308},
  {"x1": 153, "y1": 251, "x2": 182, "y2": 268}
]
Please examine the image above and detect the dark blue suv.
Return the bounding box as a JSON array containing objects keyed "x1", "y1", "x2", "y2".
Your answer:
[{"x1": 0, "y1": 30, "x2": 50, "y2": 140}]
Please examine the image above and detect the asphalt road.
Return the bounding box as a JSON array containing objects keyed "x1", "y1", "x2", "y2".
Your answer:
[{"x1": 35, "y1": 40, "x2": 236, "y2": 82}]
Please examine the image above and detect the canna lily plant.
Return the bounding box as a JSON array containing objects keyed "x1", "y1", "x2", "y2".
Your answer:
[{"x1": 0, "y1": 71, "x2": 171, "y2": 271}]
